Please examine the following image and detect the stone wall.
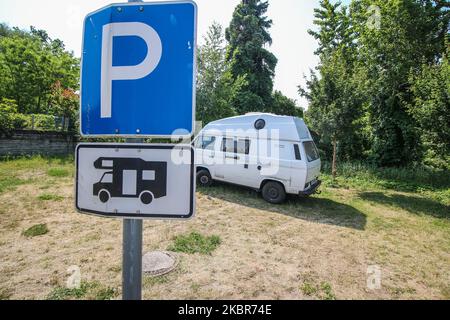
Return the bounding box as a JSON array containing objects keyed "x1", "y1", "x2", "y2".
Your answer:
[{"x1": 0, "y1": 130, "x2": 76, "y2": 157}]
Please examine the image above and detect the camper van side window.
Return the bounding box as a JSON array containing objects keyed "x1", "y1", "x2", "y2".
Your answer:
[
  {"x1": 142, "y1": 170, "x2": 155, "y2": 180},
  {"x1": 303, "y1": 141, "x2": 319, "y2": 162},
  {"x1": 236, "y1": 139, "x2": 250, "y2": 154},
  {"x1": 221, "y1": 138, "x2": 235, "y2": 153},
  {"x1": 294, "y1": 144, "x2": 301, "y2": 160},
  {"x1": 202, "y1": 136, "x2": 216, "y2": 150}
]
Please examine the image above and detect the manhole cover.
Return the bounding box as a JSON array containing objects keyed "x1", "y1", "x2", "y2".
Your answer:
[{"x1": 142, "y1": 251, "x2": 177, "y2": 276}]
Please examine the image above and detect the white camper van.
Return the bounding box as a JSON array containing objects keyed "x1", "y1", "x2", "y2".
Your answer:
[{"x1": 194, "y1": 113, "x2": 321, "y2": 204}]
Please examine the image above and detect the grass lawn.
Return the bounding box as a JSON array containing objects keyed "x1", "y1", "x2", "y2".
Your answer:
[{"x1": 0, "y1": 156, "x2": 448, "y2": 300}]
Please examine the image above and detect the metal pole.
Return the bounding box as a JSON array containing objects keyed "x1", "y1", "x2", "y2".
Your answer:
[
  {"x1": 122, "y1": 137, "x2": 144, "y2": 300},
  {"x1": 121, "y1": 0, "x2": 145, "y2": 301},
  {"x1": 123, "y1": 216, "x2": 142, "y2": 300}
]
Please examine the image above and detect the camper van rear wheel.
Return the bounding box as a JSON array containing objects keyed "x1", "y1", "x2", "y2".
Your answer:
[
  {"x1": 262, "y1": 181, "x2": 286, "y2": 204},
  {"x1": 197, "y1": 169, "x2": 212, "y2": 187},
  {"x1": 140, "y1": 191, "x2": 153, "y2": 205},
  {"x1": 98, "y1": 189, "x2": 110, "y2": 203}
]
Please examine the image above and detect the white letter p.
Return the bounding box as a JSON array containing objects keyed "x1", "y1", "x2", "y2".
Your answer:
[{"x1": 100, "y1": 22, "x2": 162, "y2": 118}]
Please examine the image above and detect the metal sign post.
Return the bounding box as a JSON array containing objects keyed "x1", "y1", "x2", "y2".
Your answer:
[
  {"x1": 123, "y1": 135, "x2": 143, "y2": 300},
  {"x1": 123, "y1": 0, "x2": 143, "y2": 301},
  {"x1": 123, "y1": 217, "x2": 142, "y2": 300}
]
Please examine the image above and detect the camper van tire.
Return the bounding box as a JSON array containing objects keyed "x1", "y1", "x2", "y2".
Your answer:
[
  {"x1": 98, "y1": 189, "x2": 110, "y2": 203},
  {"x1": 261, "y1": 181, "x2": 286, "y2": 204},
  {"x1": 139, "y1": 191, "x2": 154, "y2": 205},
  {"x1": 196, "y1": 169, "x2": 213, "y2": 187}
]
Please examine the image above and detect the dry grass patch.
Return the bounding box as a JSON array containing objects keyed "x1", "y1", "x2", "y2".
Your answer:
[{"x1": 0, "y1": 156, "x2": 449, "y2": 299}]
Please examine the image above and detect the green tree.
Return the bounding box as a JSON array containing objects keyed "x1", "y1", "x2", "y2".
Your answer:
[
  {"x1": 301, "y1": 51, "x2": 365, "y2": 178},
  {"x1": 225, "y1": 0, "x2": 277, "y2": 114},
  {"x1": 0, "y1": 25, "x2": 79, "y2": 115},
  {"x1": 302, "y1": 0, "x2": 449, "y2": 169},
  {"x1": 300, "y1": 0, "x2": 365, "y2": 178},
  {"x1": 48, "y1": 81, "x2": 79, "y2": 132},
  {"x1": 269, "y1": 91, "x2": 303, "y2": 117},
  {"x1": 308, "y1": 0, "x2": 348, "y2": 56},
  {"x1": 407, "y1": 44, "x2": 450, "y2": 169},
  {"x1": 196, "y1": 22, "x2": 243, "y2": 125},
  {"x1": 350, "y1": 0, "x2": 449, "y2": 166},
  {"x1": 0, "y1": 98, "x2": 27, "y2": 134}
]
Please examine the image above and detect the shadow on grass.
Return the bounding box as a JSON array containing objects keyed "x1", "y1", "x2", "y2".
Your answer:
[
  {"x1": 199, "y1": 182, "x2": 366, "y2": 230},
  {"x1": 358, "y1": 192, "x2": 450, "y2": 219}
]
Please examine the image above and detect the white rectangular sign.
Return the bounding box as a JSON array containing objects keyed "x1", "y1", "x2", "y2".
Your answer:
[{"x1": 75, "y1": 143, "x2": 195, "y2": 219}]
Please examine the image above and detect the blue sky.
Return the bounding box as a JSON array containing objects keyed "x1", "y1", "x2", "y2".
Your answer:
[{"x1": 0, "y1": 0, "x2": 350, "y2": 108}]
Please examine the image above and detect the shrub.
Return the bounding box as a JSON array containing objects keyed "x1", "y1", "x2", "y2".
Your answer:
[
  {"x1": 0, "y1": 98, "x2": 20, "y2": 134},
  {"x1": 27, "y1": 114, "x2": 57, "y2": 130}
]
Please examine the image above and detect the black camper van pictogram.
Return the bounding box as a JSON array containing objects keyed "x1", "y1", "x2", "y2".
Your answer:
[{"x1": 93, "y1": 157, "x2": 167, "y2": 204}]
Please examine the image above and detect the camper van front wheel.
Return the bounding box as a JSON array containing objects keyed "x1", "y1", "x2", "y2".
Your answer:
[
  {"x1": 197, "y1": 169, "x2": 212, "y2": 187},
  {"x1": 98, "y1": 189, "x2": 110, "y2": 203},
  {"x1": 262, "y1": 181, "x2": 286, "y2": 204},
  {"x1": 139, "y1": 191, "x2": 153, "y2": 205}
]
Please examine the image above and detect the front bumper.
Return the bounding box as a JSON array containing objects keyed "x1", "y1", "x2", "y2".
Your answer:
[{"x1": 299, "y1": 179, "x2": 321, "y2": 196}]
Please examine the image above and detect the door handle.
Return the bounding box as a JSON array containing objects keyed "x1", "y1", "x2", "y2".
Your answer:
[
  {"x1": 257, "y1": 165, "x2": 262, "y2": 170},
  {"x1": 225, "y1": 155, "x2": 238, "y2": 160}
]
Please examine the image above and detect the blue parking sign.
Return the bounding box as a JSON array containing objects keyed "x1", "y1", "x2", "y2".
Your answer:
[{"x1": 80, "y1": 1, "x2": 197, "y2": 137}]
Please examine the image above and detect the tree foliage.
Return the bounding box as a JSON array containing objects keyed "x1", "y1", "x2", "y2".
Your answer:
[
  {"x1": 225, "y1": 0, "x2": 277, "y2": 114},
  {"x1": 300, "y1": 0, "x2": 366, "y2": 164},
  {"x1": 0, "y1": 98, "x2": 26, "y2": 134},
  {"x1": 407, "y1": 43, "x2": 450, "y2": 169},
  {"x1": 301, "y1": 0, "x2": 449, "y2": 168},
  {"x1": 196, "y1": 22, "x2": 243, "y2": 125},
  {"x1": 269, "y1": 91, "x2": 303, "y2": 118},
  {"x1": 0, "y1": 23, "x2": 79, "y2": 118},
  {"x1": 197, "y1": 18, "x2": 301, "y2": 125}
]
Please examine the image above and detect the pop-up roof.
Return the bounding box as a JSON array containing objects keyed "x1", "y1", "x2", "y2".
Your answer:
[{"x1": 200, "y1": 113, "x2": 312, "y2": 142}]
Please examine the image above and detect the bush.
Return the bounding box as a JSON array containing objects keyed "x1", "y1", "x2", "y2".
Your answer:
[
  {"x1": 27, "y1": 114, "x2": 57, "y2": 130},
  {"x1": 0, "y1": 99, "x2": 58, "y2": 133},
  {"x1": 0, "y1": 98, "x2": 21, "y2": 134},
  {"x1": 0, "y1": 98, "x2": 17, "y2": 113},
  {"x1": 11, "y1": 113, "x2": 27, "y2": 129}
]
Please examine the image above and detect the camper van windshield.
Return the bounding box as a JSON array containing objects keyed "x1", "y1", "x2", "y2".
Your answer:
[
  {"x1": 303, "y1": 141, "x2": 319, "y2": 162},
  {"x1": 195, "y1": 136, "x2": 215, "y2": 150},
  {"x1": 100, "y1": 172, "x2": 113, "y2": 183}
]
